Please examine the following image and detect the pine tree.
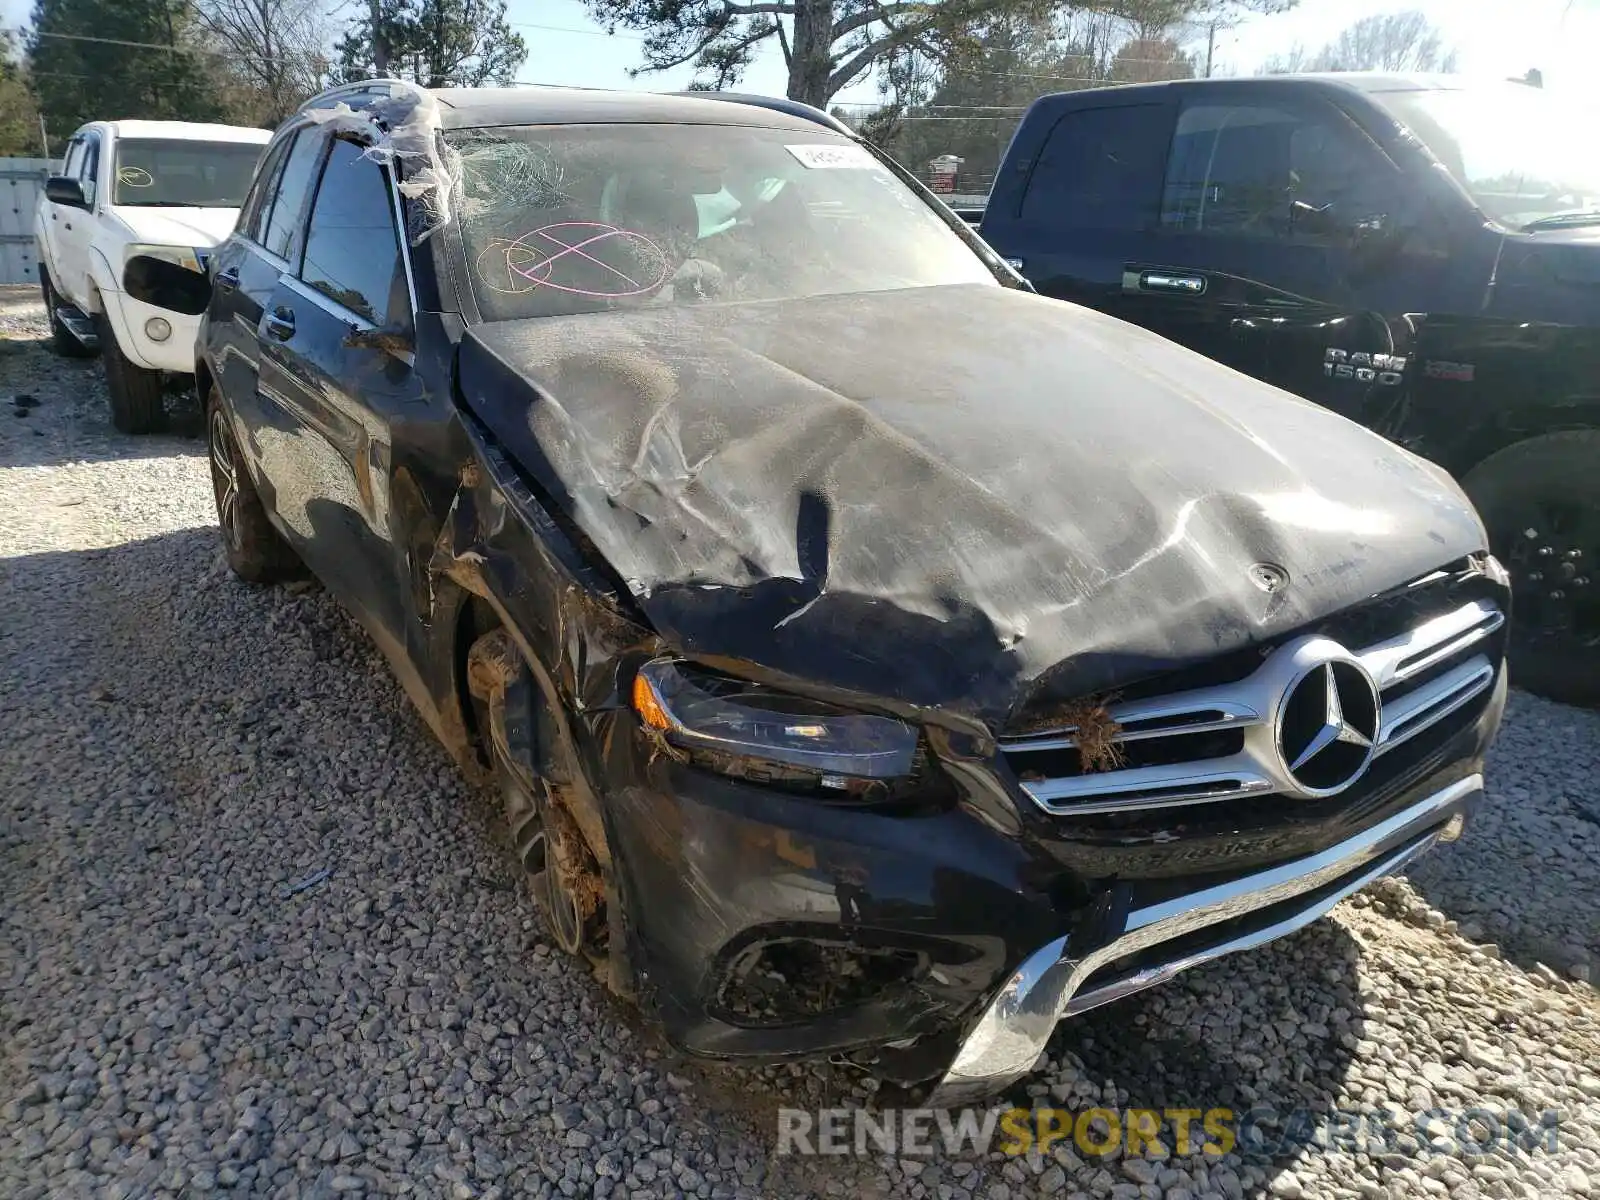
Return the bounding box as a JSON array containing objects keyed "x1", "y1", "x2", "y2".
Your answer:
[
  {"x1": 336, "y1": 0, "x2": 527, "y2": 88},
  {"x1": 28, "y1": 0, "x2": 223, "y2": 139}
]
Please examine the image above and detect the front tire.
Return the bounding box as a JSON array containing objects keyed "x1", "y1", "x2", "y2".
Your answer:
[
  {"x1": 206, "y1": 388, "x2": 303, "y2": 583},
  {"x1": 1462, "y1": 431, "x2": 1600, "y2": 706},
  {"x1": 94, "y1": 310, "x2": 166, "y2": 434},
  {"x1": 466, "y1": 632, "x2": 606, "y2": 960}
]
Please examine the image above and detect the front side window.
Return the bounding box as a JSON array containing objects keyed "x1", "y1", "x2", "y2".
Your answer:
[
  {"x1": 80, "y1": 135, "x2": 100, "y2": 207},
  {"x1": 1019, "y1": 104, "x2": 1171, "y2": 230},
  {"x1": 449, "y1": 123, "x2": 998, "y2": 321},
  {"x1": 263, "y1": 131, "x2": 324, "y2": 261},
  {"x1": 299, "y1": 138, "x2": 403, "y2": 326},
  {"x1": 1371, "y1": 84, "x2": 1600, "y2": 230},
  {"x1": 1162, "y1": 102, "x2": 1394, "y2": 241},
  {"x1": 111, "y1": 139, "x2": 265, "y2": 208},
  {"x1": 61, "y1": 137, "x2": 84, "y2": 180}
]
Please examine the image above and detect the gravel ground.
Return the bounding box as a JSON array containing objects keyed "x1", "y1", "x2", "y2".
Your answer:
[{"x1": 2, "y1": 282, "x2": 1598, "y2": 1200}]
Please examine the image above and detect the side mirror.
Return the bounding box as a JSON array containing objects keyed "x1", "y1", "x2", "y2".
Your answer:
[
  {"x1": 123, "y1": 255, "x2": 212, "y2": 316},
  {"x1": 45, "y1": 176, "x2": 88, "y2": 209}
]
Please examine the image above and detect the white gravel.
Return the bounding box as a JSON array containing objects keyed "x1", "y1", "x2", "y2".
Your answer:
[{"x1": 3, "y1": 284, "x2": 1598, "y2": 1200}]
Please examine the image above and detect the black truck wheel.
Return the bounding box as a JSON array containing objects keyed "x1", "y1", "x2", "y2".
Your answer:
[
  {"x1": 206, "y1": 388, "x2": 303, "y2": 583},
  {"x1": 94, "y1": 311, "x2": 166, "y2": 434},
  {"x1": 1462, "y1": 431, "x2": 1600, "y2": 707},
  {"x1": 39, "y1": 266, "x2": 95, "y2": 358}
]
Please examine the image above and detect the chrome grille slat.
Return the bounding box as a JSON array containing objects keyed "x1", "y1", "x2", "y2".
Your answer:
[
  {"x1": 1375, "y1": 656, "x2": 1496, "y2": 756},
  {"x1": 1359, "y1": 599, "x2": 1504, "y2": 689},
  {"x1": 1022, "y1": 753, "x2": 1275, "y2": 813},
  {"x1": 1000, "y1": 700, "x2": 1260, "y2": 753},
  {"x1": 1010, "y1": 594, "x2": 1503, "y2": 817}
]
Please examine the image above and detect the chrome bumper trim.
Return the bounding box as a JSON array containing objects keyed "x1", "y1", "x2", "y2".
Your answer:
[{"x1": 927, "y1": 773, "x2": 1482, "y2": 1107}]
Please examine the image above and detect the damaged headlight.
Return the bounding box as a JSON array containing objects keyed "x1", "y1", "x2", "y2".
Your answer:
[
  {"x1": 123, "y1": 243, "x2": 204, "y2": 274},
  {"x1": 631, "y1": 659, "x2": 918, "y2": 781}
]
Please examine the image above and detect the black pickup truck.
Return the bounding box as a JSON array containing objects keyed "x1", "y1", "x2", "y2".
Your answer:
[{"x1": 980, "y1": 73, "x2": 1600, "y2": 704}]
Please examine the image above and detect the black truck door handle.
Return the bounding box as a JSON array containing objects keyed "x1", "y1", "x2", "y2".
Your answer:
[
  {"x1": 215, "y1": 267, "x2": 240, "y2": 293},
  {"x1": 263, "y1": 308, "x2": 295, "y2": 340}
]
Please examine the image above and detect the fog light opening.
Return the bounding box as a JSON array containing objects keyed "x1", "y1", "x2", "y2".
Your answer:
[
  {"x1": 144, "y1": 316, "x2": 172, "y2": 342},
  {"x1": 716, "y1": 937, "x2": 926, "y2": 1027}
]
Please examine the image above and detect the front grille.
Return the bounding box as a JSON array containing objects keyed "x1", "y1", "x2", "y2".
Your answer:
[{"x1": 1003, "y1": 566, "x2": 1504, "y2": 820}]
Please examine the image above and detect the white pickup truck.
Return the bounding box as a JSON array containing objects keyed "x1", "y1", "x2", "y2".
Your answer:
[{"x1": 35, "y1": 120, "x2": 271, "y2": 433}]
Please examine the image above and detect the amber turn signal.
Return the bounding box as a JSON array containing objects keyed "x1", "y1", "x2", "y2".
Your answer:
[{"x1": 632, "y1": 672, "x2": 671, "y2": 730}]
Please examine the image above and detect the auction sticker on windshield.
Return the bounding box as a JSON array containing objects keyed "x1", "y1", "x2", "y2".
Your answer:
[{"x1": 785, "y1": 143, "x2": 880, "y2": 169}]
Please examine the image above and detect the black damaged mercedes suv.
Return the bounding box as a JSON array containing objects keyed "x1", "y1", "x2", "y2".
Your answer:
[{"x1": 128, "y1": 80, "x2": 1509, "y2": 1104}]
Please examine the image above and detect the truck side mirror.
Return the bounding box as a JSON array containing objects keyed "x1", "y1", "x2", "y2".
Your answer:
[
  {"x1": 123, "y1": 255, "x2": 213, "y2": 316},
  {"x1": 45, "y1": 176, "x2": 88, "y2": 209}
]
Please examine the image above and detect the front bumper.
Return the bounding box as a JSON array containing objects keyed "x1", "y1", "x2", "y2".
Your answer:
[
  {"x1": 928, "y1": 772, "x2": 1479, "y2": 1105},
  {"x1": 99, "y1": 291, "x2": 201, "y2": 373},
  {"x1": 599, "y1": 660, "x2": 1503, "y2": 1098}
]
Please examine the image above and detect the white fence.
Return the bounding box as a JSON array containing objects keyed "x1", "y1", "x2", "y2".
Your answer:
[{"x1": 1, "y1": 158, "x2": 52, "y2": 286}]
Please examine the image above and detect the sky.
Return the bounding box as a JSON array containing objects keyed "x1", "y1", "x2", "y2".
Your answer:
[
  {"x1": 4, "y1": 0, "x2": 1597, "y2": 105},
  {"x1": 508, "y1": 0, "x2": 1599, "y2": 102}
]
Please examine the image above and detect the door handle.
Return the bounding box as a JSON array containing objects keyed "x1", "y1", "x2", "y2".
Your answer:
[
  {"x1": 263, "y1": 308, "x2": 295, "y2": 341},
  {"x1": 215, "y1": 267, "x2": 240, "y2": 293},
  {"x1": 1139, "y1": 271, "x2": 1206, "y2": 295}
]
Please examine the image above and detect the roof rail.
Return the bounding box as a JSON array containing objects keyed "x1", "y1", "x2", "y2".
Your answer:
[
  {"x1": 297, "y1": 78, "x2": 418, "y2": 116},
  {"x1": 669, "y1": 91, "x2": 856, "y2": 137}
]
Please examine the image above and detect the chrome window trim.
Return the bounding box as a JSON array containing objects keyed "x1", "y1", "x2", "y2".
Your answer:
[
  {"x1": 385, "y1": 169, "x2": 420, "y2": 323},
  {"x1": 281, "y1": 274, "x2": 376, "y2": 331}
]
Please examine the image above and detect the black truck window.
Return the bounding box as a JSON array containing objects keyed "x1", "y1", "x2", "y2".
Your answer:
[
  {"x1": 299, "y1": 138, "x2": 403, "y2": 327},
  {"x1": 1162, "y1": 102, "x2": 1393, "y2": 240},
  {"x1": 1019, "y1": 104, "x2": 1170, "y2": 229}
]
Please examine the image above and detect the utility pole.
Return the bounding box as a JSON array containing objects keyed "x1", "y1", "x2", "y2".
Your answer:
[
  {"x1": 1205, "y1": 21, "x2": 1216, "y2": 78},
  {"x1": 370, "y1": 0, "x2": 389, "y2": 75},
  {"x1": 38, "y1": 115, "x2": 50, "y2": 161}
]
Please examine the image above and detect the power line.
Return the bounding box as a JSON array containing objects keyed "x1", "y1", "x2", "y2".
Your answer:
[
  {"x1": 512, "y1": 21, "x2": 645, "y2": 41},
  {"x1": 10, "y1": 26, "x2": 316, "y2": 65}
]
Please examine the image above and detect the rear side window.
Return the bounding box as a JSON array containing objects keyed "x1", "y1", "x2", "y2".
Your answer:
[
  {"x1": 263, "y1": 131, "x2": 324, "y2": 261},
  {"x1": 1161, "y1": 102, "x2": 1393, "y2": 240},
  {"x1": 1019, "y1": 104, "x2": 1171, "y2": 229},
  {"x1": 299, "y1": 138, "x2": 403, "y2": 326}
]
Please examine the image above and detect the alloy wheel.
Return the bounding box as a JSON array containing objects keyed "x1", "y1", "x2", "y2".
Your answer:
[{"x1": 209, "y1": 408, "x2": 242, "y2": 553}]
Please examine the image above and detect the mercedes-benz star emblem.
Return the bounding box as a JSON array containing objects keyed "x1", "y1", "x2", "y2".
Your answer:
[{"x1": 1277, "y1": 657, "x2": 1381, "y2": 796}]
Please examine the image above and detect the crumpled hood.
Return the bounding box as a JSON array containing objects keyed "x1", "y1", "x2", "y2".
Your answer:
[
  {"x1": 458, "y1": 284, "x2": 1486, "y2": 726},
  {"x1": 108, "y1": 205, "x2": 240, "y2": 248}
]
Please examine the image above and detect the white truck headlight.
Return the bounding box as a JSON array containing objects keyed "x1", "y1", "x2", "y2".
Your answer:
[{"x1": 124, "y1": 243, "x2": 204, "y2": 274}]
